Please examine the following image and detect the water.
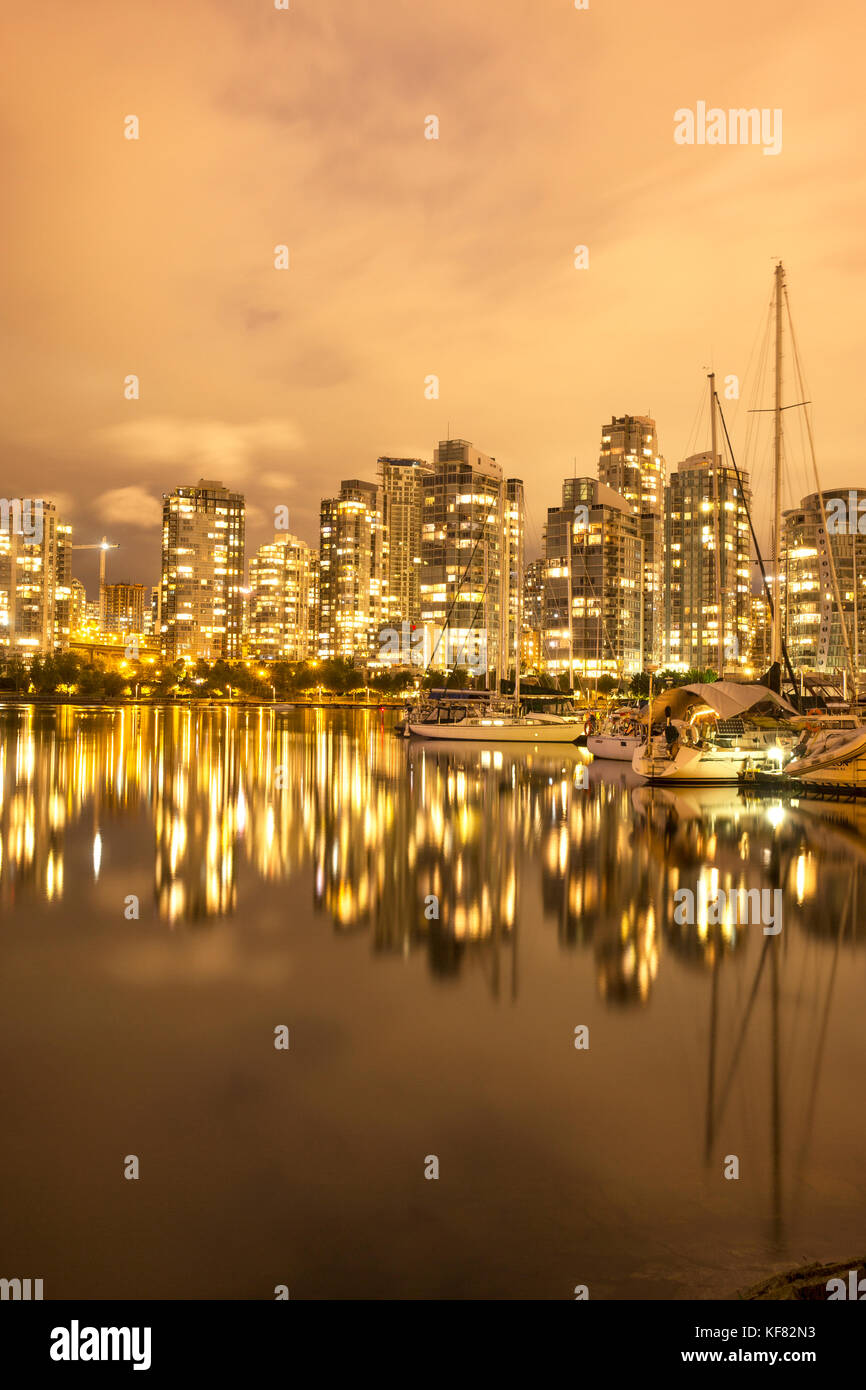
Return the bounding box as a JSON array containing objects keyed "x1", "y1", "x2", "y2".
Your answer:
[{"x1": 1, "y1": 703, "x2": 864, "y2": 1300}]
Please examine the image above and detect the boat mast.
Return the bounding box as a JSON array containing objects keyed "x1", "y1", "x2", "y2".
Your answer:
[
  {"x1": 771, "y1": 261, "x2": 784, "y2": 668},
  {"x1": 483, "y1": 521, "x2": 490, "y2": 690},
  {"x1": 498, "y1": 483, "x2": 507, "y2": 697},
  {"x1": 854, "y1": 533, "x2": 859, "y2": 680},
  {"x1": 709, "y1": 371, "x2": 723, "y2": 677},
  {"x1": 783, "y1": 279, "x2": 859, "y2": 701},
  {"x1": 567, "y1": 514, "x2": 574, "y2": 693},
  {"x1": 514, "y1": 515, "x2": 522, "y2": 705}
]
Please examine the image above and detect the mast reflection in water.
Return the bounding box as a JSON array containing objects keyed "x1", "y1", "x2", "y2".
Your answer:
[{"x1": 0, "y1": 704, "x2": 864, "y2": 1299}]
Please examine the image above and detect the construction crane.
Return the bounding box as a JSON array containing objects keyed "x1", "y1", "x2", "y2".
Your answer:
[
  {"x1": 70, "y1": 537, "x2": 119, "y2": 588},
  {"x1": 70, "y1": 537, "x2": 119, "y2": 621}
]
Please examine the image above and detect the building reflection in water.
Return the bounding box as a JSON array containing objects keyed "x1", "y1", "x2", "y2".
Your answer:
[
  {"x1": 1, "y1": 705, "x2": 864, "y2": 988},
  {"x1": 3, "y1": 703, "x2": 865, "y2": 1257}
]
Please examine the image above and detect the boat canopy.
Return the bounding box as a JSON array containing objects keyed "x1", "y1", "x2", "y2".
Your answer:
[
  {"x1": 648, "y1": 681, "x2": 798, "y2": 723},
  {"x1": 427, "y1": 688, "x2": 491, "y2": 701}
]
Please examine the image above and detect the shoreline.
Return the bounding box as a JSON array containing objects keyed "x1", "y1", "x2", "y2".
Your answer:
[{"x1": 0, "y1": 695, "x2": 404, "y2": 710}]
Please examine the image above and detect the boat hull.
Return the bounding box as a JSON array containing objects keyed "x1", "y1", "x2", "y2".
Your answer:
[
  {"x1": 632, "y1": 745, "x2": 766, "y2": 783},
  {"x1": 785, "y1": 727, "x2": 866, "y2": 777},
  {"x1": 408, "y1": 720, "x2": 582, "y2": 743},
  {"x1": 586, "y1": 734, "x2": 641, "y2": 761},
  {"x1": 797, "y1": 750, "x2": 866, "y2": 792}
]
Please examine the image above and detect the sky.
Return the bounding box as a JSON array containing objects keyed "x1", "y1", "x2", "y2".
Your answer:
[{"x1": 3, "y1": 0, "x2": 865, "y2": 593}]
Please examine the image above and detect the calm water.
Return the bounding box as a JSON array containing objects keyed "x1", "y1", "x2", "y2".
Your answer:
[{"x1": 1, "y1": 703, "x2": 864, "y2": 1300}]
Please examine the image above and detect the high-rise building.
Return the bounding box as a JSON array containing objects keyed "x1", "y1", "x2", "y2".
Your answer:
[
  {"x1": 248, "y1": 534, "x2": 312, "y2": 661},
  {"x1": 147, "y1": 585, "x2": 161, "y2": 638},
  {"x1": 523, "y1": 558, "x2": 545, "y2": 635},
  {"x1": 504, "y1": 478, "x2": 525, "y2": 677},
  {"x1": 0, "y1": 498, "x2": 61, "y2": 655},
  {"x1": 54, "y1": 521, "x2": 73, "y2": 652},
  {"x1": 663, "y1": 452, "x2": 751, "y2": 671},
  {"x1": 70, "y1": 578, "x2": 88, "y2": 637},
  {"x1": 102, "y1": 582, "x2": 146, "y2": 636},
  {"x1": 543, "y1": 478, "x2": 642, "y2": 681},
  {"x1": 749, "y1": 591, "x2": 772, "y2": 674},
  {"x1": 782, "y1": 488, "x2": 866, "y2": 675},
  {"x1": 307, "y1": 551, "x2": 319, "y2": 653},
  {"x1": 419, "y1": 439, "x2": 523, "y2": 679},
  {"x1": 378, "y1": 457, "x2": 432, "y2": 628},
  {"x1": 598, "y1": 415, "x2": 665, "y2": 665},
  {"x1": 160, "y1": 479, "x2": 245, "y2": 661},
  {"x1": 521, "y1": 557, "x2": 545, "y2": 673},
  {"x1": 318, "y1": 480, "x2": 385, "y2": 661}
]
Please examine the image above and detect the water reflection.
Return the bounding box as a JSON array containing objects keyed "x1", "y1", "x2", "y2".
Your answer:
[
  {"x1": 1, "y1": 703, "x2": 865, "y2": 1294},
  {"x1": 1, "y1": 704, "x2": 864, "y2": 975}
]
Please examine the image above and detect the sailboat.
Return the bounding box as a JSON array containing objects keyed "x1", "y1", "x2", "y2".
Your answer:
[
  {"x1": 633, "y1": 263, "x2": 857, "y2": 785},
  {"x1": 586, "y1": 706, "x2": 647, "y2": 761},
  {"x1": 408, "y1": 487, "x2": 586, "y2": 743},
  {"x1": 631, "y1": 680, "x2": 799, "y2": 783}
]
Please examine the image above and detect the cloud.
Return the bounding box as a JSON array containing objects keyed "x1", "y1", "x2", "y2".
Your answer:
[
  {"x1": 30, "y1": 490, "x2": 77, "y2": 517},
  {"x1": 96, "y1": 487, "x2": 163, "y2": 529},
  {"x1": 258, "y1": 471, "x2": 295, "y2": 490},
  {"x1": 244, "y1": 308, "x2": 283, "y2": 332},
  {"x1": 92, "y1": 417, "x2": 304, "y2": 479}
]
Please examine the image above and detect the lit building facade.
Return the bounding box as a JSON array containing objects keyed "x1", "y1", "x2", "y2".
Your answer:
[
  {"x1": 782, "y1": 488, "x2": 866, "y2": 674},
  {"x1": 663, "y1": 452, "x2": 751, "y2": 671},
  {"x1": 160, "y1": 479, "x2": 245, "y2": 661},
  {"x1": 102, "y1": 582, "x2": 146, "y2": 637},
  {"x1": 523, "y1": 558, "x2": 545, "y2": 636},
  {"x1": 318, "y1": 480, "x2": 385, "y2": 661},
  {"x1": 147, "y1": 585, "x2": 161, "y2": 638},
  {"x1": 749, "y1": 591, "x2": 772, "y2": 674},
  {"x1": 248, "y1": 534, "x2": 312, "y2": 661},
  {"x1": 543, "y1": 478, "x2": 642, "y2": 680},
  {"x1": 53, "y1": 521, "x2": 73, "y2": 652},
  {"x1": 598, "y1": 415, "x2": 665, "y2": 665},
  {"x1": 307, "y1": 550, "x2": 319, "y2": 652},
  {"x1": 0, "y1": 498, "x2": 61, "y2": 655},
  {"x1": 419, "y1": 439, "x2": 523, "y2": 680},
  {"x1": 378, "y1": 457, "x2": 432, "y2": 628},
  {"x1": 70, "y1": 578, "x2": 88, "y2": 637},
  {"x1": 504, "y1": 478, "x2": 525, "y2": 677}
]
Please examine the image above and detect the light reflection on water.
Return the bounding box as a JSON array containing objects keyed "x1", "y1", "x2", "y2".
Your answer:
[{"x1": 0, "y1": 703, "x2": 864, "y2": 1299}]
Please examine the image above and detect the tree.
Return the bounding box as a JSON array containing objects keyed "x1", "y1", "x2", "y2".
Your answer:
[
  {"x1": 102, "y1": 671, "x2": 126, "y2": 697},
  {"x1": 0, "y1": 657, "x2": 27, "y2": 693}
]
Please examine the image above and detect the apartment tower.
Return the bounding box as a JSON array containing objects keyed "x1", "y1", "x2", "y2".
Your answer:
[{"x1": 160, "y1": 479, "x2": 245, "y2": 660}]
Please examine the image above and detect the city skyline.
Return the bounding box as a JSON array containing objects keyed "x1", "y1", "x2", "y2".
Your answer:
[
  {"x1": 7, "y1": 456, "x2": 866, "y2": 684},
  {"x1": 3, "y1": 2, "x2": 866, "y2": 590},
  {"x1": 3, "y1": 0, "x2": 866, "y2": 1326}
]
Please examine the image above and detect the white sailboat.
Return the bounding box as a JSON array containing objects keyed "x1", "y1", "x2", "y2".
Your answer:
[
  {"x1": 407, "y1": 711, "x2": 587, "y2": 743},
  {"x1": 586, "y1": 706, "x2": 646, "y2": 761},
  {"x1": 408, "y1": 488, "x2": 586, "y2": 744},
  {"x1": 783, "y1": 722, "x2": 866, "y2": 789},
  {"x1": 633, "y1": 263, "x2": 855, "y2": 786},
  {"x1": 631, "y1": 681, "x2": 798, "y2": 783}
]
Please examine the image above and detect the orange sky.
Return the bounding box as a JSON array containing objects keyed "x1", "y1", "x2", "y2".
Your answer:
[{"x1": 3, "y1": 0, "x2": 865, "y2": 588}]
